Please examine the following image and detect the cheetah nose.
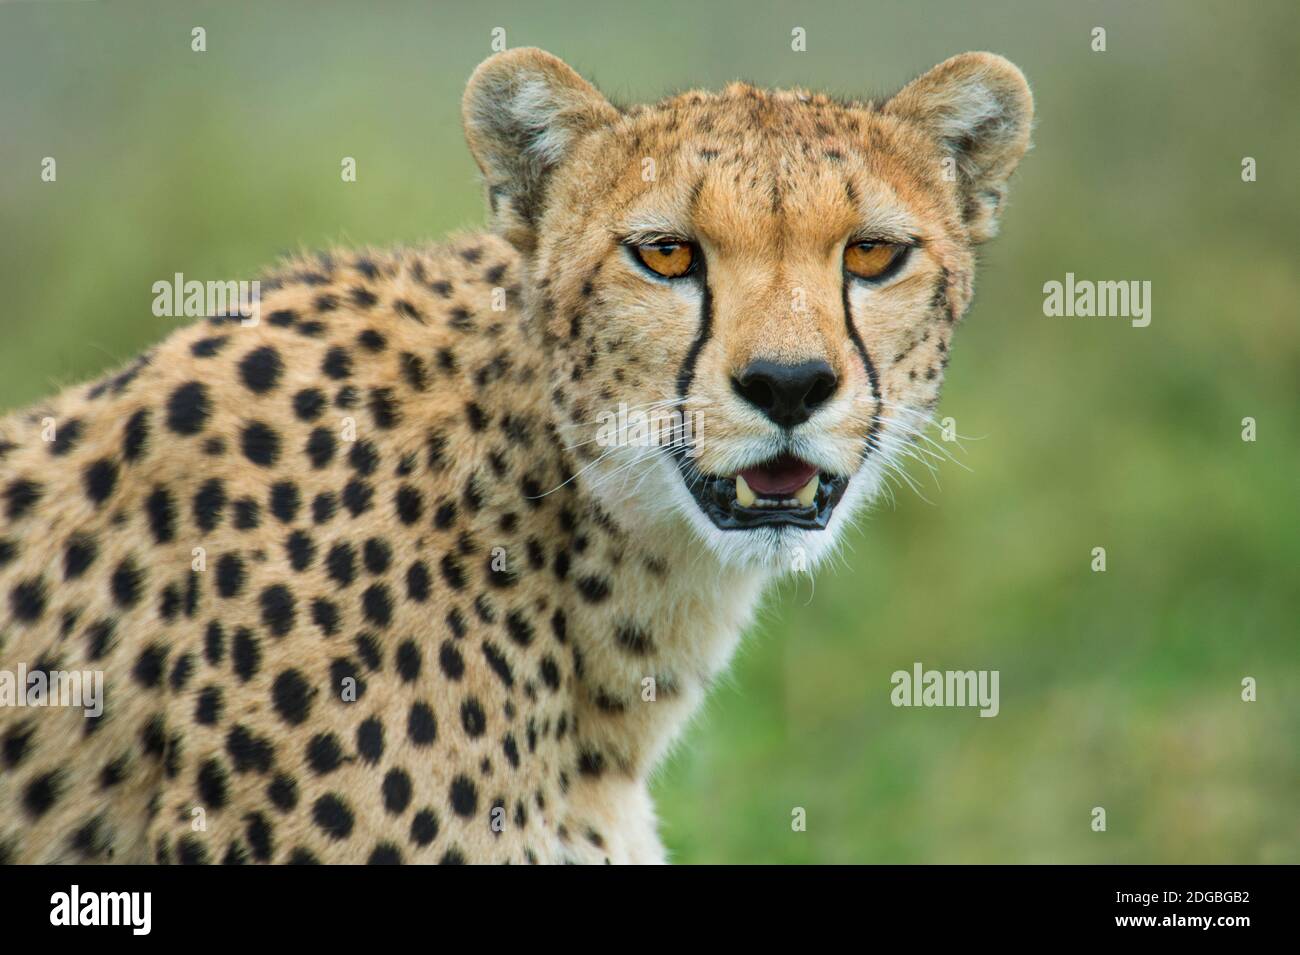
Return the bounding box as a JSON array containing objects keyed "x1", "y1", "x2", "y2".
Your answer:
[{"x1": 731, "y1": 359, "x2": 838, "y2": 429}]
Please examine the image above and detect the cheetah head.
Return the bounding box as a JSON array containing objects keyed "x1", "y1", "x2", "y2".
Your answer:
[{"x1": 464, "y1": 49, "x2": 1032, "y2": 571}]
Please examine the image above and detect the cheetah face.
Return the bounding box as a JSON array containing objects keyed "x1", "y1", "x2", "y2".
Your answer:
[{"x1": 465, "y1": 49, "x2": 1032, "y2": 569}]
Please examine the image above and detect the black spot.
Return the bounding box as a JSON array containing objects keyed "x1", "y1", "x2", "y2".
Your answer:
[
  {"x1": 10, "y1": 577, "x2": 45, "y2": 621},
  {"x1": 306, "y1": 733, "x2": 344, "y2": 774},
  {"x1": 342, "y1": 479, "x2": 374, "y2": 516},
  {"x1": 357, "y1": 717, "x2": 384, "y2": 764},
  {"x1": 215, "y1": 553, "x2": 246, "y2": 598},
  {"x1": 434, "y1": 500, "x2": 457, "y2": 529},
  {"x1": 2, "y1": 722, "x2": 34, "y2": 768},
  {"x1": 312, "y1": 491, "x2": 338, "y2": 523},
  {"x1": 410, "y1": 809, "x2": 439, "y2": 847},
  {"x1": 306, "y1": 428, "x2": 336, "y2": 468},
  {"x1": 322, "y1": 347, "x2": 352, "y2": 380},
  {"x1": 0, "y1": 537, "x2": 16, "y2": 567},
  {"x1": 502, "y1": 734, "x2": 520, "y2": 769},
  {"x1": 245, "y1": 813, "x2": 273, "y2": 862},
  {"x1": 226, "y1": 724, "x2": 275, "y2": 773},
  {"x1": 531, "y1": 656, "x2": 564, "y2": 699},
  {"x1": 286, "y1": 848, "x2": 319, "y2": 864},
  {"x1": 368, "y1": 843, "x2": 403, "y2": 864},
  {"x1": 232, "y1": 627, "x2": 261, "y2": 681},
  {"x1": 271, "y1": 669, "x2": 313, "y2": 725},
  {"x1": 286, "y1": 530, "x2": 315, "y2": 571},
  {"x1": 438, "y1": 641, "x2": 464, "y2": 680},
  {"x1": 267, "y1": 309, "x2": 297, "y2": 327},
  {"x1": 269, "y1": 481, "x2": 300, "y2": 523},
  {"x1": 401, "y1": 353, "x2": 429, "y2": 391},
  {"x1": 239, "y1": 346, "x2": 283, "y2": 393},
  {"x1": 407, "y1": 702, "x2": 437, "y2": 745},
  {"x1": 460, "y1": 699, "x2": 487, "y2": 738},
  {"x1": 394, "y1": 299, "x2": 424, "y2": 323},
  {"x1": 170, "y1": 653, "x2": 194, "y2": 692},
  {"x1": 355, "y1": 632, "x2": 382, "y2": 671},
  {"x1": 312, "y1": 794, "x2": 355, "y2": 840},
  {"x1": 133, "y1": 644, "x2": 167, "y2": 688},
  {"x1": 357, "y1": 329, "x2": 385, "y2": 351},
  {"x1": 311, "y1": 597, "x2": 340, "y2": 635},
  {"x1": 383, "y1": 768, "x2": 413, "y2": 814},
  {"x1": 4, "y1": 478, "x2": 42, "y2": 519},
  {"x1": 294, "y1": 388, "x2": 327, "y2": 421},
  {"x1": 395, "y1": 485, "x2": 422, "y2": 525},
  {"x1": 167, "y1": 381, "x2": 211, "y2": 435},
  {"x1": 505, "y1": 611, "x2": 535, "y2": 646},
  {"x1": 446, "y1": 608, "x2": 466, "y2": 638},
  {"x1": 577, "y1": 749, "x2": 605, "y2": 777},
  {"x1": 482, "y1": 642, "x2": 514, "y2": 688},
  {"x1": 449, "y1": 775, "x2": 477, "y2": 817},
  {"x1": 178, "y1": 836, "x2": 210, "y2": 865},
  {"x1": 326, "y1": 542, "x2": 357, "y2": 585},
  {"x1": 406, "y1": 561, "x2": 431, "y2": 601},
  {"x1": 361, "y1": 583, "x2": 393, "y2": 628},
  {"x1": 83, "y1": 458, "x2": 119, "y2": 504},
  {"x1": 195, "y1": 686, "x2": 223, "y2": 725},
  {"x1": 394, "y1": 641, "x2": 422, "y2": 683},
  {"x1": 204, "y1": 620, "x2": 225, "y2": 664},
  {"x1": 616, "y1": 624, "x2": 654, "y2": 655},
  {"x1": 50, "y1": 418, "x2": 83, "y2": 455},
  {"x1": 369, "y1": 388, "x2": 400, "y2": 429},
  {"x1": 334, "y1": 385, "x2": 358, "y2": 408},
  {"x1": 440, "y1": 553, "x2": 466, "y2": 590},
  {"x1": 196, "y1": 758, "x2": 229, "y2": 809},
  {"x1": 23, "y1": 771, "x2": 64, "y2": 818},
  {"x1": 193, "y1": 479, "x2": 226, "y2": 532},
  {"x1": 348, "y1": 439, "x2": 379, "y2": 476},
  {"x1": 241, "y1": 421, "x2": 281, "y2": 467},
  {"x1": 233, "y1": 496, "x2": 261, "y2": 529},
  {"x1": 110, "y1": 557, "x2": 144, "y2": 608},
  {"x1": 426, "y1": 431, "x2": 449, "y2": 471},
  {"x1": 100, "y1": 755, "x2": 129, "y2": 789},
  {"x1": 268, "y1": 774, "x2": 298, "y2": 813},
  {"x1": 83, "y1": 615, "x2": 113, "y2": 660},
  {"x1": 191, "y1": 335, "x2": 229, "y2": 358},
  {"x1": 466, "y1": 403, "x2": 488, "y2": 431},
  {"x1": 260, "y1": 584, "x2": 296, "y2": 637},
  {"x1": 145, "y1": 487, "x2": 177, "y2": 543},
  {"x1": 577, "y1": 576, "x2": 612, "y2": 603}
]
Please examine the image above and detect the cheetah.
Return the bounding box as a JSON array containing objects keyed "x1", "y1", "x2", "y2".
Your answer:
[{"x1": 0, "y1": 48, "x2": 1032, "y2": 864}]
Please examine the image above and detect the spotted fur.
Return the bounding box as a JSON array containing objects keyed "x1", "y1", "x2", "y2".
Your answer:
[{"x1": 0, "y1": 49, "x2": 1031, "y2": 863}]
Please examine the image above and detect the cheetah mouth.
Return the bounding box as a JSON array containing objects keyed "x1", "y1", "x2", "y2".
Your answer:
[{"x1": 678, "y1": 454, "x2": 848, "y2": 530}]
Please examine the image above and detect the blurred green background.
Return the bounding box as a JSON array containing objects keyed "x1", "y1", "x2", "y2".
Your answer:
[{"x1": 1, "y1": 0, "x2": 1296, "y2": 863}]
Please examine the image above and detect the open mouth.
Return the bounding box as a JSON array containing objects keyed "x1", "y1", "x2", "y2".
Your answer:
[{"x1": 678, "y1": 454, "x2": 849, "y2": 530}]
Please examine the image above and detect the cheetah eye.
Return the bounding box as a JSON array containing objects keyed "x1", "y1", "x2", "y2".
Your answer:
[
  {"x1": 843, "y1": 241, "x2": 908, "y2": 282},
  {"x1": 632, "y1": 242, "x2": 696, "y2": 279}
]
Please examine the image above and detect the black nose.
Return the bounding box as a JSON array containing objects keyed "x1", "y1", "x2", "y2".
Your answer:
[{"x1": 732, "y1": 359, "x2": 838, "y2": 429}]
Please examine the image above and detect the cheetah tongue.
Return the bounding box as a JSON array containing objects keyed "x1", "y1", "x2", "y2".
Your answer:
[{"x1": 737, "y1": 456, "x2": 818, "y2": 498}]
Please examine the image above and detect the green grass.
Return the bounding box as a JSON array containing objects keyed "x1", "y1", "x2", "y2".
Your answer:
[{"x1": 2, "y1": 0, "x2": 1296, "y2": 863}]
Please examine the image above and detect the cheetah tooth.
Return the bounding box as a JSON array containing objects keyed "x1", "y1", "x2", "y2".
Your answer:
[
  {"x1": 735, "y1": 474, "x2": 757, "y2": 508},
  {"x1": 795, "y1": 475, "x2": 819, "y2": 507}
]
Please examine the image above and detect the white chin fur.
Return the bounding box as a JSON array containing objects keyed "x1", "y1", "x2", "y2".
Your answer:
[{"x1": 584, "y1": 444, "x2": 888, "y2": 574}]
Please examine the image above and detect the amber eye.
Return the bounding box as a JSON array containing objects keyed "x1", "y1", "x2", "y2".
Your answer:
[
  {"x1": 844, "y1": 241, "x2": 905, "y2": 280},
  {"x1": 634, "y1": 242, "x2": 695, "y2": 278}
]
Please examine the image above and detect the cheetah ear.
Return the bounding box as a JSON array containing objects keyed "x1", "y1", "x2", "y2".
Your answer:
[
  {"x1": 884, "y1": 52, "x2": 1033, "y2": 243},
  {"x1": 463, "y1": 48, "x2": 618, "y2": 253}
]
